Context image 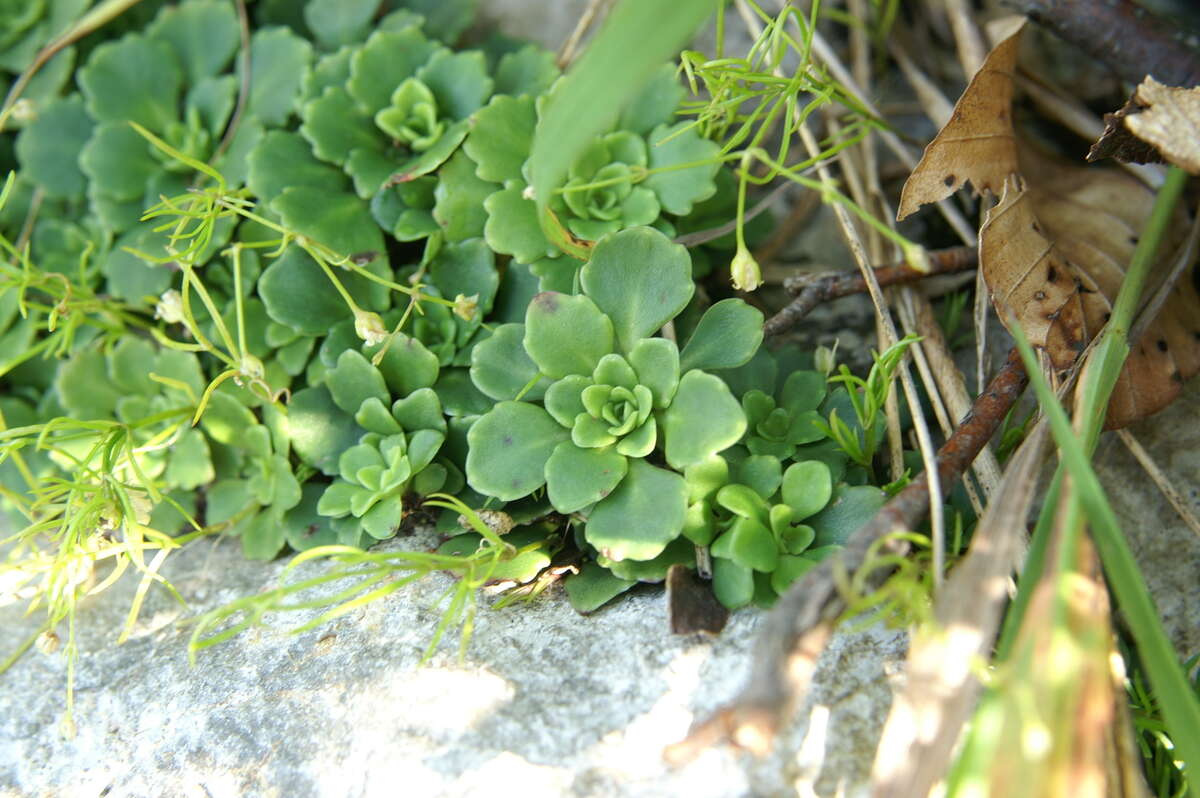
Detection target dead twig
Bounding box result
[763,246,977,337]
[1006,0,1200,88]
[664,347,1029,764]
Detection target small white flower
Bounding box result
[154,290,185,324]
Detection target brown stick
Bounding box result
[763,246,977,336]
[664,346,1028,764]
[1006,0,1200,88]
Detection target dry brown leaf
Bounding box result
[1019,151,1200,427]
[896,18,1025,220]
[1088,77,1200,174]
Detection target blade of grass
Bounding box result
[529,0,716,251]
[1000,166,1200,776]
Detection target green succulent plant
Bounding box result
[464,227,762,562]
[451,65,721,270]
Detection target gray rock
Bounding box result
[0,529,906,797]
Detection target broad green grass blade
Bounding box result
[529,0,717,250]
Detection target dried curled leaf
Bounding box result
[1088,77,1200,174]
[982,149,1200,427]
[897,18,1025,220]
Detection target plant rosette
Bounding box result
[29,0,314,233]
[682,454,846,609]
[465,227,764,562]
[285,335,455,543]
[453,65,721,268]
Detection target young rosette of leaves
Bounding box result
[458,65,721,264]
[465,228,761,562]
[298,24,496,201]
[47,0,313,231]
[292,343,452,543]
[683,454,856,610]
[740,369,828,459]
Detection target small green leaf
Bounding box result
[300,86,378,165]
[287,386,365,476]
[782,460,833,520]
[736,455,782,500]
[417,49,493,121]
[16,94,92,198]
[544,374,591,428]
[679,298,764,373]
[206,480,253,525]
[484,186,553,264]
[433,149,494,241]
[469,323,548,401]
[428,238,498,316]
[434,368,493,417]
[644,121,720,215]
[362,494,403,539]
[272,186,386,265]
[809,485,886,547]
[375,334,440,396]
[347,27,439,114]
[247,130,346,203]
[585,459,686,562]
[463,94,535,184]
[717,517,778,573]
[627,337,680,408]
[401,0,477,42]
[711,556,754,610]
[662,370,746,469]
[684,455,729,503]
[683,499,717,546]
[601,536,694,582]
[244,27,313,126]
[771,555,816,596]
[356,397,402,435]
[465,401,567,501]
[545,440,628,513]
[79,34,180,130]
[564,562,636,614]
[617,63,684,136]
[304,0,381,49]
[780,370,827,414]
[328,350,388,414]
[286,483,342,550]
[494,45,559,98]
[147,0,239,84]
[259,246,389,334]
[580,227,693,352]
[715,483,769,523]
[80,122,159,200]
[523,292,614,379]
[391,387,445,432]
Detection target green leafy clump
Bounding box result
[454,65,721,270]
[465,226,760,565]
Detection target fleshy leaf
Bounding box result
[347,27,439,115]
[259,246,387,334]
[678,298,764,373]
[375,334,440,396]
[779,370,827,414]
[545,440,628,514]
[428,238,498,317]
[524,292,614,379]
[662,370,746,470]
[391,387,445,432]
[400,0,477,43]
[355,396,403,435]
[543,375,590,428]
[416,49,493,121]
[494,46,559,98]
[147,0,239,84]
[286,484,341,550]
[736,455,782,500]
[80,123,159,200]
[303,0,381,50]
[328,350,388,414]
[564,562,636,614]
[465,401,567,501]
[362,494,403,539]
[580,227,693,352]
[717,517,778,573]
[627,337,680,408]
[433,149,494,241]
[16,94,92,198]
[300,86,379,165]
[712,556,754,610]
[247,130,347,203]
[469,323,548,401]
[79,34,180,130]
[618,63,684,136]
[271,186,387,267]
[484,186,553,263]
[809,485,887,547]
[464,94,535,184]
[771,555,816,596]
[287,386,365,476]
[585,459,686,562]
[644,121,720,215]
[781,460,832,520]
[243,27,313,126]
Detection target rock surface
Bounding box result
[0,530,906,798]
